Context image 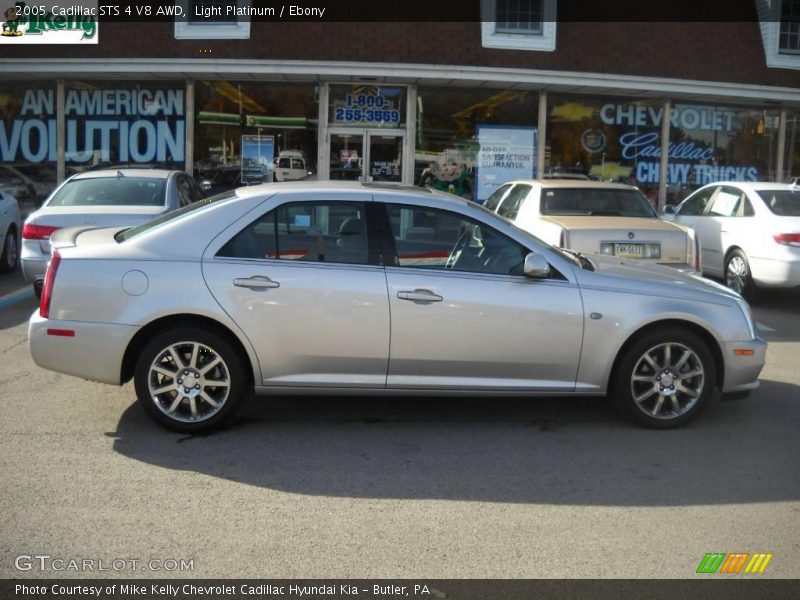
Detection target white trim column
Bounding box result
[185,79,194,174]
[776,108,787,182]
[56,80,65,185]
[405,84,417,186]
[317,83,330,181]
[537,90,547,179]
[658,98,671,213]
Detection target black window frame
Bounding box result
[376,202,532,277]
[216,199,384,267]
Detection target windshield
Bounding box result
[757,189,800,216]
[115,190,237,242]
[49,176,167,207]
[541,188,657,218]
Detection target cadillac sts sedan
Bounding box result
[29,182,765,432]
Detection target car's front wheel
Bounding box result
[0,227,18,273]
[725,249,759,300]
[134,327,248,432]
[613,328,716,428]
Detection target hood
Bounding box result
[575,253,740,303]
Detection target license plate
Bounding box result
[615,243,644,258]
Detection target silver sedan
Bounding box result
[28,182,766,432]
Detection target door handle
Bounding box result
[397,289,443,302]
[234,276,280,289]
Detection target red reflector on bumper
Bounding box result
[46,328,75,337]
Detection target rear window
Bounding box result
[115,191,236,242]
[541,188,657,218]
[757,189,800,216]
[49,177,166,207]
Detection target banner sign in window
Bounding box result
[476,125,536,202]
[330,86,405,128]
[0,86,184,165]
[241,134,274,185]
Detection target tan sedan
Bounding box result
[484,180,700,271]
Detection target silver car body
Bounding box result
[486,180,699,271]
[29,182,764,406]
[0,190,22,270]
[21,168,203,283]
[666,182,800,288]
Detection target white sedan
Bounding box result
[665,182,800,298]
[0,189,22,272]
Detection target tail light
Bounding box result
[39,250,61,319]
[23,224,60,240]
[694,235,702,271]
[774,233,800,247]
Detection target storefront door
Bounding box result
[328,129,405,184]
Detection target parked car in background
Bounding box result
[274,150,313,182]
[21,168,205,285]
[664,182,800,298]
[0,190,22,272]
[29,182,764,433]
[484,180,700,271]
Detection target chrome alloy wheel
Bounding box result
[630,342,705,420]
[726,255,748,294]
[147,341,231,423]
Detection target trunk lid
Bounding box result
[544,216,690,264]
[27,205,166,254]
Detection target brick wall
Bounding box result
[5,20,799,89]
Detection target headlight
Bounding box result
[735,296,757,340]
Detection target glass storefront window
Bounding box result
[195,81,319,193]
[416,87,539,201]
[547,94,663,206]
[667,103,781,203]
[0,83,57,209]
[65,80,186,172]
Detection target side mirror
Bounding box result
[523,252,550,279]
[663,205,676,215]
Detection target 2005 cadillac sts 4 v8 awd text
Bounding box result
[29,182,766,432]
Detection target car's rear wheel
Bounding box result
[0,227,18,273]
[725,249,759,300]
[613,328,716,428]
[134,327,248,432]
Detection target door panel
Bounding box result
[329,133,364,181]
[385,270,584,390]
[379,202,583,390]
[203,199,390,387]
[675,186,719,274]
[205,261,390,386]
[367,133,403,183]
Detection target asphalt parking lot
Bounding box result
[0,269,798,579]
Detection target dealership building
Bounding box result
[1,0,799,210]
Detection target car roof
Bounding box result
[507,179,637,190]
[702,181,799,192]
[233,180,461,204]
[69,169,178,180]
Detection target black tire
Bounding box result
[134,327,249,433]
[612,328,717,429]
[0,227,18,273]
[724,249,759,301]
